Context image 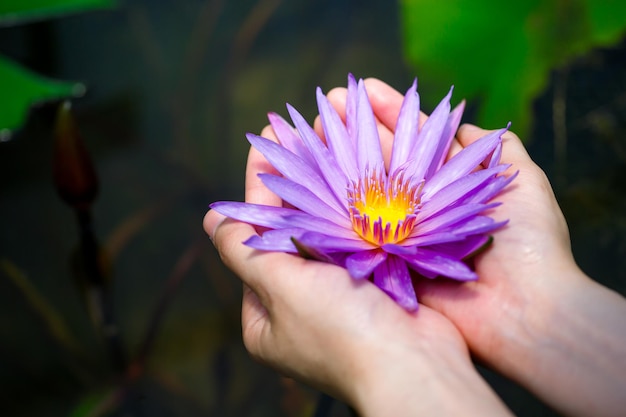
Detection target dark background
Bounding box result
[1,1,625,416]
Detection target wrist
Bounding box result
[347,312,511,417]
[492,265,626,416]
[467,254,587,376]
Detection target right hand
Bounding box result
[414,124,626,417]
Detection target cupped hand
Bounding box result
[340,79,626,417]
[414,123,577,356]
[323,78,578,364]
[415,123,626,417]
[203,93,511,415]
[203,125,470,402]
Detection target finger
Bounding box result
[203,211,268,301]
[241,283,270,359]
[203,211,268,296]
[208,216,270,301]
[205,211,272,358]
[246,125,282,207]
[446,137,465,160]
[203,208,227,242]
[209,214,311,305]
[242,284,268,325]
[413,278,494,349]
[363,78,405,132]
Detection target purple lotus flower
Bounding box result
[211,75,515,310]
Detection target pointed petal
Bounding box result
[423,127,506,199]
[297,231,375,252]
[389,79,419,174]
[409,265,438,279]
[317,88,358,179]
[374,256,418,311]
[393,232,464,247]
[487,142,502,168]
[287,104,349,209]
[449,216,508,236]
[429,235,491,260]
[267,112,316,167]
[394,247,477,281]
[346,73,359,140]
[463,170,518,205]
[380,243,414,256]
[346,250,387,279]
[283,213,357,238]
[245,229,341,265]
[424,100,466,179]
[210,201,299,229]
[407,87,452,182]
[382,243,439,278]
[485,122,509,168]
[246,133,345,214]
[210,201,349,236]
[356,79,384,173]
[418,165,508,222]
[258,173,350,227]
[415,202,499,235]
[244,228,303,252]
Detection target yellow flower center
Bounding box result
[348,170,423,246]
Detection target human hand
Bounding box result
[412,122,576,361]
[415,123,626,417]
[323,79,626,417]
[203,89,512,415]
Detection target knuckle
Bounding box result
[259,124,277,141]
[212,219,241,266]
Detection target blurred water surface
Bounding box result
[1,1,625,416]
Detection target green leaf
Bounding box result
[587,0,626,44]
[399,0,626,139]
[0,0,116,139]
[0,55,85,141]
[0,0,115,27]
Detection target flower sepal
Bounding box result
[291,236,336,263]
[463,235,494,260]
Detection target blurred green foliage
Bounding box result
[400,0,626,138]
[0,0,115,140]
[0,56,84,141]
[0,0,114,26]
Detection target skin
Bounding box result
[204,78,626,416]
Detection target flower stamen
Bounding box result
[348,169,423,246]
